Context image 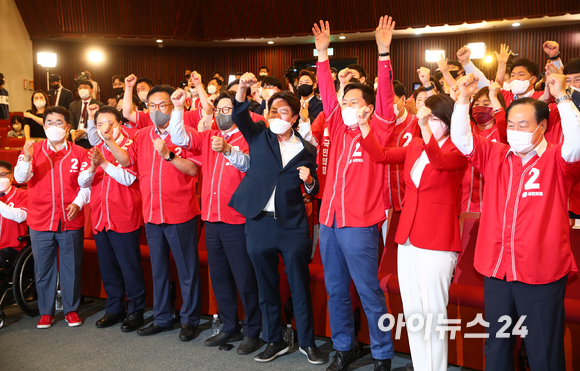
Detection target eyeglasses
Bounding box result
[0,172,12,178]
[45,120,66,127]
[213,107,233,115]
[148,102,173,110]
[97,120,114,127]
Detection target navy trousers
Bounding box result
[144,217,201,328]
[320,220,394,360]
[484,275,567,371]
[94,227,146,315]
[245,215,315,347]
[30,227,84,316]
[205,222,261,338]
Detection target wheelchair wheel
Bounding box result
[12,245,39,317]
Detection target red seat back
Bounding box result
[378,210,400,276]
[0,120,10,128]
[5,137,25,148]
[0,127,7,146]
[0,149,21,169]
[453,212,485,287]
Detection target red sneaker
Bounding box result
[65,312,83,327]
[37,315,54,329]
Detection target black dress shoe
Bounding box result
[121,311,144,332]
[237,336,264,355]
[373,358,392,371]
[137,323,172,336]
[204,331,242,347]
[95,313,125,328]
[253,340,289,362]
[300,345,326,365]
[179,324,196,341]
[327,346,357,371]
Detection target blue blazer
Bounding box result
[229,99,319,229]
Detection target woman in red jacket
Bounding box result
[358,93,467,371]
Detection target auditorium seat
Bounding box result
[5,137,25,148]
[0,120,10,128]
[0,127,8,146]
[0,149,21,168]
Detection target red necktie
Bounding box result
[81,102,88,123]
[52,90,57,106]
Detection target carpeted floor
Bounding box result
[0,299,475,371]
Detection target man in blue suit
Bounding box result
[228,73,324,365]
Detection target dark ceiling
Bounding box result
[15,0,580,42]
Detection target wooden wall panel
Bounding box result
[32,24,580,103]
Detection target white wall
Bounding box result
[0,0,34,113]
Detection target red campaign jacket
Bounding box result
[309,112,330,201]
[382,113,421,211]
[126,126,201,225]
[361,133,467,252]
[460,109,508,213]
[316,58,396,228]
[185,129,249,224]
[0,187,28,249]
[18,141,88,231]
[467,134,580,284]
[88,136,143,234]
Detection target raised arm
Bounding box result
[123,74,138,123]
[357,105,406,164]
[494,44,510,85]
[233,73,265,143]
[190,71,212,118]
[313,20,340,119]
[417,67,435,97]
[458,46,490,89]
[102,123,131,167]
[547,74,580,163]
[543,41,563,70]
[86,104,102,146]
[450,74,479,156]
[437,54,457,88]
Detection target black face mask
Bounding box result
[51,84,59,90]
[449,70,460,79]
[0,79,4,86]
[113,87,124,97]
[118,109,130,123]
[297,84,314,97]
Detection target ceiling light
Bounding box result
[339,36,346,40]
[156,39,163,43]
[268,41,274,44]
[414,30,423,35]
[512,22,520,27]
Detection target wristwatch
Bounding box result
[555,94,571,104]
[165,151,176,162]
[378,51,390,57]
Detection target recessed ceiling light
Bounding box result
[512,22,520,27]
[268,41,274,44]
[339,36,346,40]
[414,30,423,35]
[156,39,163,43]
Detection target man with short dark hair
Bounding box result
[78,105,146,332]
[108,75,126,107]
[451,72,580,371]
[14,105,90,329]
[0,73,7,120]
[135,77,154,109]
[0,160,28,269]
[258,66,270,77]
[48,74,74,110]
[347,63,368,84]
[258,76,283,115]
[103,84,202,342]
[69,80,104,149]
[297,70,323,119]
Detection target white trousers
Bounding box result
[397,240,458,371]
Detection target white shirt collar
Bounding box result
[154,126,170,138]
[301,95,315,104]
[514,89,535,100]
[279,131,300,145]
[222,128,239,137]
[103,134,125,151]
[46,139,68,152]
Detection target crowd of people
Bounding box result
[1,14,580,371]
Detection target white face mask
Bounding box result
[341,107,359,129]
[268,118,292,135]
[207,85,217,95]
[374,83,378,90]
[393,99,402,117]
[190,88,198,96]
[78,89,91,100]
[34,100,46,109]
[45,126,67,142]
[98,126,120,141]
[510,78,532,96]
[507,125,540,154]
[0,178,11,193]
[138,90,149,103]
[262,89,274,102]
[428,119,447,141]
[259,72,268,76]
[503,82,511,91]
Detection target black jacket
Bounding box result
[48,87,74,110]
[229,99,319,229]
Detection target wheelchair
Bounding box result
[0,235,39,328]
